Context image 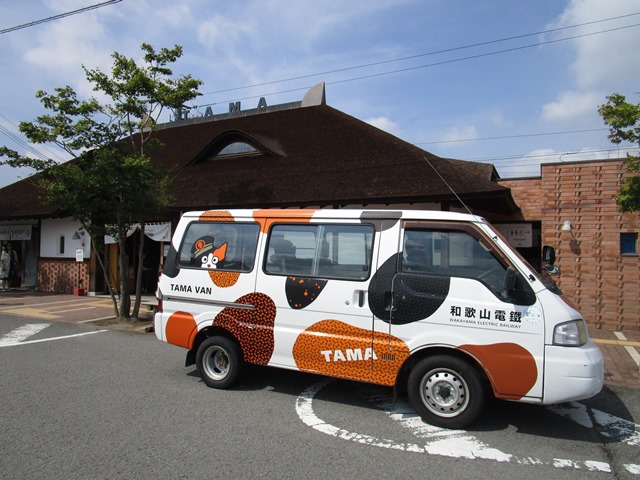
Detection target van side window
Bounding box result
[402,228,508,297]
[178,222,259,272]
[266,224,374,280]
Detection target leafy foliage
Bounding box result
[0,43,201,320]
[598,93,640,212]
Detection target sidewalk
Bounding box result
[589,328,640,389]
[0,289,154,332]
[1,289,639,388]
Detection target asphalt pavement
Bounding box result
[0,288,638,389]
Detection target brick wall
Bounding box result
[38,258,90,294]
[500,159,640,331]
[499,177,543,220]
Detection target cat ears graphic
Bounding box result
[192,236,215,257]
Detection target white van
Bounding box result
[154,209,603,428]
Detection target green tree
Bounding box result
[598,93,640,212]
[0,43,201,321]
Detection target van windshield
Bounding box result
[486,223,562,295]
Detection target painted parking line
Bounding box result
[613,332,640,370]
[0,298,114,320]
[0,298,101,311]
[0,323,107,348]
[296,379,640,475]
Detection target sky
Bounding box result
[0,0,639,187]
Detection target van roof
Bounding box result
[182,208,487,224]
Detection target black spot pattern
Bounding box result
[285,277,328,309]
[368,254,399,321]
[390,273,450,324]
[368,254,450,324]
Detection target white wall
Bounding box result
[40,218,91,259]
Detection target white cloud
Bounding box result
[439,125,479,145]
[551,0,640,90]
[541,0,640,124]
[22,13,111,98]
[365,116,401,136]
[541,90,602,123]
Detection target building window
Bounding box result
[620,233,638,255]
[58,236,65,255]
[217,141,259,157]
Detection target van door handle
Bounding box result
[383,292,396,312]
[354,290,366,307]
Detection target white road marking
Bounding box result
[295,379,636,474]
[0,298,100,311]
[614,331,640,369]
[0,323,107,348]
[54,306,98,314]
[0,323,50,346]
[78,316,116,324]
[627,464,640,474]
[548,402,640,446]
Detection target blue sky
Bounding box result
[1,0,639,187]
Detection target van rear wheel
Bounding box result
[408,355,485,429]
[196,336,243,389]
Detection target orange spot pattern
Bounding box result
[165,311,198,349]
[208,270,240,288]
[198,211,234,222]
[293,320,411,386]
[458,342,538,399]
[253,209,316,234]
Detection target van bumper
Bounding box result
[543,340,604,405]
[154,312,164,341]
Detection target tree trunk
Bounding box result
[84,225,120,319]
[131,221,145,319]
[117,222,131,322]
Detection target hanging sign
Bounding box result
[495,223,533,248]
[0,225,32,240]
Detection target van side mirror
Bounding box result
[542,245,560,275]
[502,267,536,304]
[503,267,517,291]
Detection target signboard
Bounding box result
[495,223,533,248]
[76,248,84,262]
[0,225,32,240]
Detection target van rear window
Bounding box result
[178,222,260,272]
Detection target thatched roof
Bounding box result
[0,102,518,220]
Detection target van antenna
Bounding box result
[423,156,478,219]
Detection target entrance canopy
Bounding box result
[104,222,171,244]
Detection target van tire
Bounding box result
[407,355,485,429]
[196,336,243,389]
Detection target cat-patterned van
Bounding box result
[154,209,603,428]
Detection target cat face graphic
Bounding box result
[192,236,228,269]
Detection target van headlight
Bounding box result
[553,319,588,346]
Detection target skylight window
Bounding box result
[217,141,259,157]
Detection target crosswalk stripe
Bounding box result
[0,323,50,346]
[0,323,108,348]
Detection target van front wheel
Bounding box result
[196,336,243,389]
[407,355,485,429]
